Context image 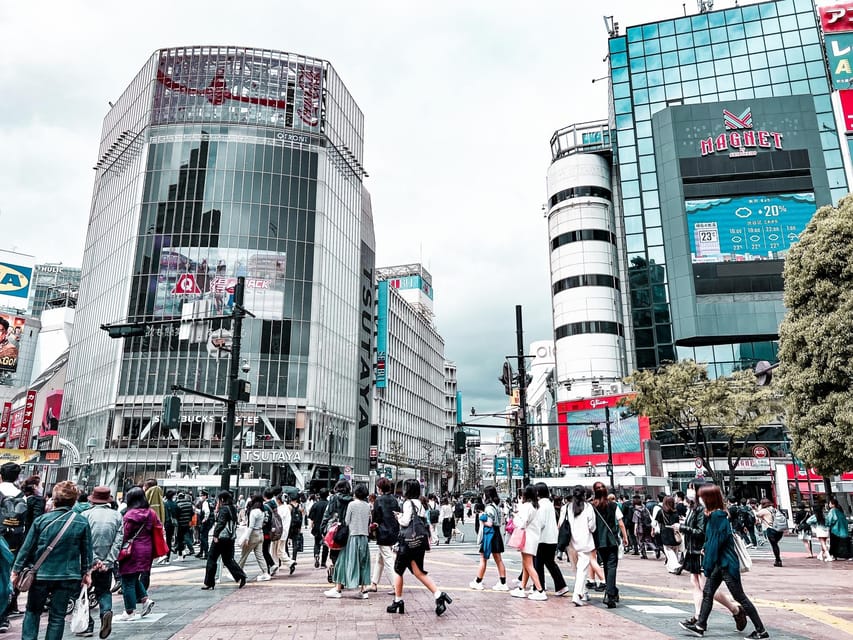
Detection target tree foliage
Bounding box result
[778,197,853,476]
[625,360,780,490]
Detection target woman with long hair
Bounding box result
[386,479,452,616]
[238,494,271,581]
[563,485,596,607]
[792,502,813,558]
[677,491,746,632]
[509,484,546,600]
[825,497,850,561]
[591,481,628,608]
[657,495,682,573]
[116,487,157,621]
[680,485,768,639]
[321,480,353,583]
[325,484,372,599]
[533,482,568,596]
[468,485,508,592]
[202,491,246,590]
[806,502,831,561]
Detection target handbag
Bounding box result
[70,586,90,633]
[732,529,752,572]
[117,523,145,563]
[332,522,350,547]
[508,524,526,550]
[324,522,346,551]
[557,518,572,552]
[504,517,515,535]
[398,500,429,550]
[14,512,77,592]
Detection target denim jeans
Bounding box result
[22,578,79,640]
[89,569,113,628]
[120,572,148,613]
[697,566,764,632]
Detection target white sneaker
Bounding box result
[528,590,548,601]
[555,586,571,597]
[469,580,484,590]
[826,556,836,562]
[324,588,342,599]
[140,599,155,617]
[492,582,510,592]
[256,573,271,582]
[359,591,369,599]
[510,587,527,598]
[114,612,140,622]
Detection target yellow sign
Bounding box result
[0,448,39,464]
[510,389,520,407]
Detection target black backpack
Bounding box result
[0,493,27,550]
[638,506,652,530]
[289,504,302,537]
[740,506,756,526]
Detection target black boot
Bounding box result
[435,592,452,616]
[386,600,405,614]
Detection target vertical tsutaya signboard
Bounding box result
[824,33,853,89]
[0,249,34,310]
[0,313,26,372]
[840,90,853,132]
[557,394,651,467]
[821,3,853,33]
[19,389,37,447]
[456,391,463,424]
[0,401,11,447]
[358,260,374,430]
[375,280,388,388]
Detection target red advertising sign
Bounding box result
[839,90,853,132]
[0,401,10,447]
[821,3,853,33]
[170,273,201,295]
[752,445,769,459]
[785,464,853,481]
[8,407,23,440]
[557,394,651,467]
[39,389,62,438]
[19,389,37,447]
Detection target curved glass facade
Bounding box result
[63,47,371,490]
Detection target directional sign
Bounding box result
[494,457,508,477]
[511,457,525,477]
[171,273,201,295]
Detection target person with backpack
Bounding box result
[591,481,628,608]
[270,491,290,573]
[469,485,509,592]
[366,478,400,593]
[308,488,329,569]
[285,492,303,574]
[631,495,653,559]
[756,498,786,567]
[261,488,281,576]
[740,499,758,548]
[321,481,353,584]
[11,480,94,640]
[201,491,246,590]
[0,461,28,630]
[159,490,178,565]
[621,495,637,554]
[324,484,372,599]
[386,479,452,616]
[237,495,271,581]
[194,489,215,560]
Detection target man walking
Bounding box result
[0,462,27,632]
[308,488,329,569]
[196,490,214,560]
[174,492,196,559]
[79,486,122,638]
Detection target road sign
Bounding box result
[369,446,378,458]
[511,457,525,477]
[171,273,201,295]
[231,453,240,464]
[694,457,703,468]
[494,457,508,477]
[752,445,769,459]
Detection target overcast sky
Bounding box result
[0,0,762,415]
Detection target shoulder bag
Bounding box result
[14,512,77,592]
[731,527,752,572]
[398,500,429,550]
[594,504,624,558]
[118,521,146,563]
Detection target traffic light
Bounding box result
[499,361,513,396]
[454,429,468,455]
[101,323,145,338]
[591,429,605,453]
[162,395,182,429]
[237,379,251,402]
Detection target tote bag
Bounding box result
[508,525,526,550]
[732,530,752,572]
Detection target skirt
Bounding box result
[394,544,427,576]
[479,526,505,555]
[332,535,371,589]
[682,553,703,575]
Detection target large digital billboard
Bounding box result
[0,249,34,310]
[0,313,26,373]
[687,193,816,263]
[557,395,650,467]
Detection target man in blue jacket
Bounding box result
[80,486,123,638]
[11,480,93,640]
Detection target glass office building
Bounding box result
[608,0,847,373]
[63,47,373,491]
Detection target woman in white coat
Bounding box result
[566,485,596,607]
[509,485,547,601]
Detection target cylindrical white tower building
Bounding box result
[546,122,626,402]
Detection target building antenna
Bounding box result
[603,16,619,37]
[697,0,714,13]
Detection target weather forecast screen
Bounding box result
[686,193,816,263]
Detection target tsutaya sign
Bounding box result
[700,107,783,158]
[241,449,301,463]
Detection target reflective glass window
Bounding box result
[682,79,700,96]
[675,17,692,33]
[646,55,663,71]
[663,66,680,84]
[824,150,843,169]
[613,82,631,99]
[782,31,801,48]
[694,29,711,46]
[643,191,660,208]
[638,138,655,155]
[680,63,698,80]
[677,32,694,48]
[730,39,747,56]
[744,21,763,38]
[647,70,664,86]
[660,35,677,52]
[644,39,661,55]
[663,51,679,68]
[630,56,646,72]
[734,72,752,89]
[727,23,745,39]
[806,61,824,78]
[717,74,734,91]
[623,180,640,198]
[646,227,664,245]
[633,88,649,104]
[629,41,645,58]
[611,52,628,68]
[647,246,666,265]
[633,72,648,89]
[626,233,646,252]
[720,90,737,100]
[679,48,697,65]
[614,98,633,114]
[771,82,792,96]
[785,47,804,64]
[659,20,676,37]
[768,51,788,70]
[714,58,733,75]
[712,43,731,61]
[625,215,643,234]
[751,69,770,85]
[640,172,657,191]
[789,80,809,94]
[799,23,819,43]
[616,113,634,130]
[763,17,781,34]
[635,104,651,120]
[639,155,656,173]
[649,85,665,102]
[710,26,728,44]
[627,27,643,43]
[643,23,659,39]
[809,78,827,94]
[803,44,823,62]
[735,88,755,100]
[742,5,760,21]
[612,66,629,83]
[623,199,642,216]
[691,14,709,30]
[779,14,798,31]
[764,33,783,50]
[708,10,726,27]
[620,163,638,180]
[788,63,807,81]
[645,209,662,227]
[698,61,715,77]
[610,37,627,53]
[665,83,683,101]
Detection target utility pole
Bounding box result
[605,406,615,492]
[515,305,531,488]
[220,277,245,491]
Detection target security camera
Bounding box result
[241,360,251,373]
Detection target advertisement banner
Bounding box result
[375,280,388,388]
[494,457,508,477]
[557,395,650,467]
[37,449,63,466]
[19,389,37,447]
[0,312,27,373]
[824,32,853,89]
[686,193,816,263]
[0,249,35,310]
[39,389,63,438]
[8,407,23,440]
[821,3,853,33]
[785,464,853,481]
[0,401,11,447]
[840,90,853,133]
[0,449,38,464]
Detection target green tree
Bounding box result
[625,360,779,491]
[777,197,853,487]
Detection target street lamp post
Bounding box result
[323,404,333,492]
[515,305,531,488]
[604,406,615,492]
